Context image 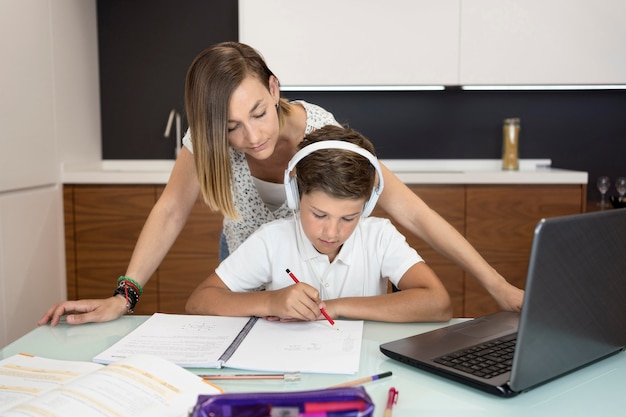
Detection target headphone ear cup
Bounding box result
[361,188,380,218]
[285,176,300,210]
[361,198,374,218]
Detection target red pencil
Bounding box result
[286,268,337,328]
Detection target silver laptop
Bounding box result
[380,209,626,397]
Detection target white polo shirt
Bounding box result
[215,216,423,300]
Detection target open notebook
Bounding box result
[381,209,626,397]
[94,313,363,374]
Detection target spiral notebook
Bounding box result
[94,313,364,374]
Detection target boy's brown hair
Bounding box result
[296,125,377,204]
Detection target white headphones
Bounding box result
[283,140,384,217]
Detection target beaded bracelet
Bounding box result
[113,284,138,313]
[113,279,140,313]
[117,276,143,295]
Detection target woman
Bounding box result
[39,42,523,326]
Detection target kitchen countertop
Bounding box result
[62,159,588,185]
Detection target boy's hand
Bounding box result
[267,282,323,321]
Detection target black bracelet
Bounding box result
[113,282,140,313]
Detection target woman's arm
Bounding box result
[39,148,202,326]
[375,162,524,312]
[123,148,201,287]
[324,262,453,323]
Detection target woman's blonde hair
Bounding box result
[184,42,291,218]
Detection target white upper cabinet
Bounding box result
[459,0,626,85]
[0,0,59,192]
[240,0,625,87]
[239,0,460,87]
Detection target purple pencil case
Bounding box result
[190,386,375,417]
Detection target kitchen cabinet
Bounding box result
[239,0,460,87]
[240,0,625,86]
[0,0,58,193]
[372,186,466,317]
[65,185,159,314]
[64,183,585,318]
[155,187,222,313]
[463,185,585,316]
[64,185,221,315]
[373,184,585,317]
[1,0,72,346]
[1,186,65,346]
[459,0,626,85]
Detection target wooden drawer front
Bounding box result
[372,185,466,316]
[64,183,584,319]
[72,185,158,314]
[156,187,222,314]
[464,184,584,317]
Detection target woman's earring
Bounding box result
[275,102,279,110]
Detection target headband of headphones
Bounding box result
[283,140,384,217]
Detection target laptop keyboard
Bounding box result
[433,334,517,379]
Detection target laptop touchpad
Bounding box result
[450,317,516,338]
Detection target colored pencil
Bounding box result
[199,372,300,381]
[328,371,393,388]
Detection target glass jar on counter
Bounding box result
[502,117,520,170]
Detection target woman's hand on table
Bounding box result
[37,296,128,327]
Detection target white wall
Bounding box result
[0,0,100,347]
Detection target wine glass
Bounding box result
[616,177,626,202]
[597,176,610,208]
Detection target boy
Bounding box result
[185,125,452,322]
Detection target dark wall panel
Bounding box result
[286,89,626,201]
[98,0,238,159]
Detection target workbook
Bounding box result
[93,313,364,374]
[0,353,221,417]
